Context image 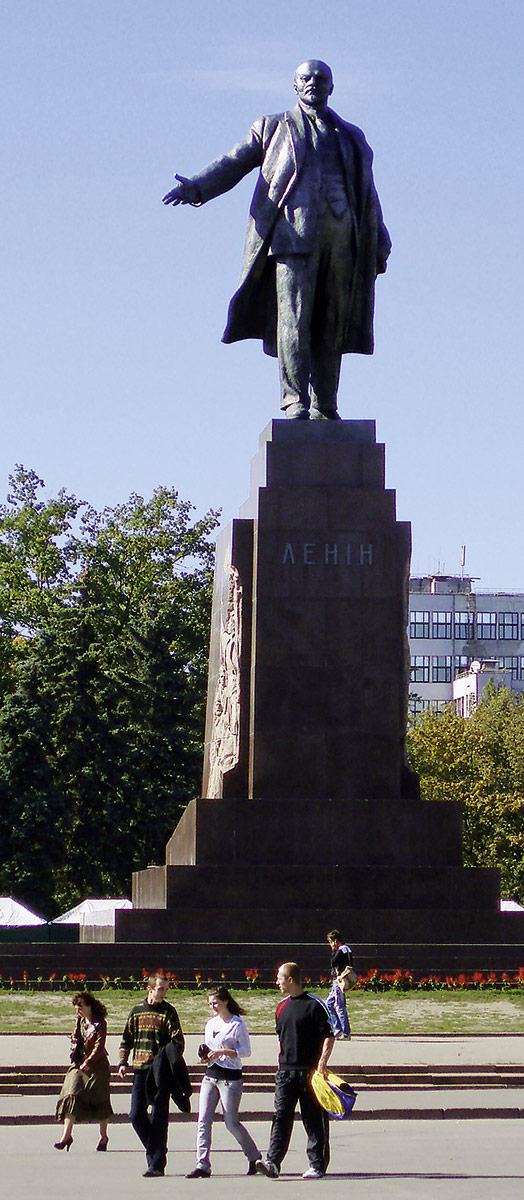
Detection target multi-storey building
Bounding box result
[408,575,524,714]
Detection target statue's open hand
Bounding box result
[162,174,200,206]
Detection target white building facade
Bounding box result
[408,575,524,715]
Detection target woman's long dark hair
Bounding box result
[72,991,107,1021]
[208,985,246,1017]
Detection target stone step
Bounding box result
[2,1063,524,1094]
[3,1088,524,1125]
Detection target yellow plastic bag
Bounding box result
[310,1070,356,1118]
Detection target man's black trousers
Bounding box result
[267,1069,330,1173]
[130,1069,170,1172]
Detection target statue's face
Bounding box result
[294,60,333,108]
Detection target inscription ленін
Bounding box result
[282,542,374,566]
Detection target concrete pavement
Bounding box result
[1,1036,524,1196]
[3,1032,524,1067]
[2,1117,524,1199]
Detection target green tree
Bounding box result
[0,470,219,915]
[76,486,217,722]
[407,688,524,901]
[0,465,83,696]
[0,676,67,916]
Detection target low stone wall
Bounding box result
[2,938,524,986]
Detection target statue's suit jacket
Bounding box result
[191,104,391,357]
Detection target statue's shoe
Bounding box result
[310,407,341,420]
[283,401,309,419]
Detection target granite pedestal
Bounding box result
[117,421,515,966]
[203,419,413,801]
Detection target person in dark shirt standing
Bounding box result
[118,970,184,1177]
[256,961,334,1180]
[326,929,352,1039]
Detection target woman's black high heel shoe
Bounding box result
[96,1136,109,1151]
[54,1136,73,1151]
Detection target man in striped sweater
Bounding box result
[118,971,184,1177]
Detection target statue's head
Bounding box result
[294,60,334,109]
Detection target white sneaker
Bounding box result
[302,1167,325,1179]
[255,1160,279,1179]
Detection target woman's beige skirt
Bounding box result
[56,1064,113,1123]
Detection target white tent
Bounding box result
[0,897,46,926]
[500,899,524,912]
[53,898,132,926]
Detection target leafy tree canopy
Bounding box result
[407,687,524,902]
[0,466,220,916]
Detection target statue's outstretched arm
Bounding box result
[162,174,202,207]
[162,123,264,209]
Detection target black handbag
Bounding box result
[70,1029,85,1066]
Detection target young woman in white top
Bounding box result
[186,986,261,1178]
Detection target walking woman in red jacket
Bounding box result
[55,991,113,1151]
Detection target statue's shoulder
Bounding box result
[329,110,368,144]
[251,109,297,147]
[329,111,373,165]
[255,109,293,132]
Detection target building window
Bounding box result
[454,655,470,676]
[410,611,430,638]
[456,692,476,718]
[454,612,474,641]
[520,658,524,681]
[500,656,519,679]
[431,611,452,639]
[432,656,453,683]
[476,612,498,640]
[409,694,431,716]
[498,612,519,640]
[411,655,430,683]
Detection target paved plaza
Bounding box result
[2,1117,524,1199]
[2,1035,524,1198]
[3,1031,524,1068]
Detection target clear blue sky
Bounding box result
[2,0,523,588]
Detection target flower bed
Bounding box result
[3,966,524,992]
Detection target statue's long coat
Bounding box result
[192,104,391,358]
